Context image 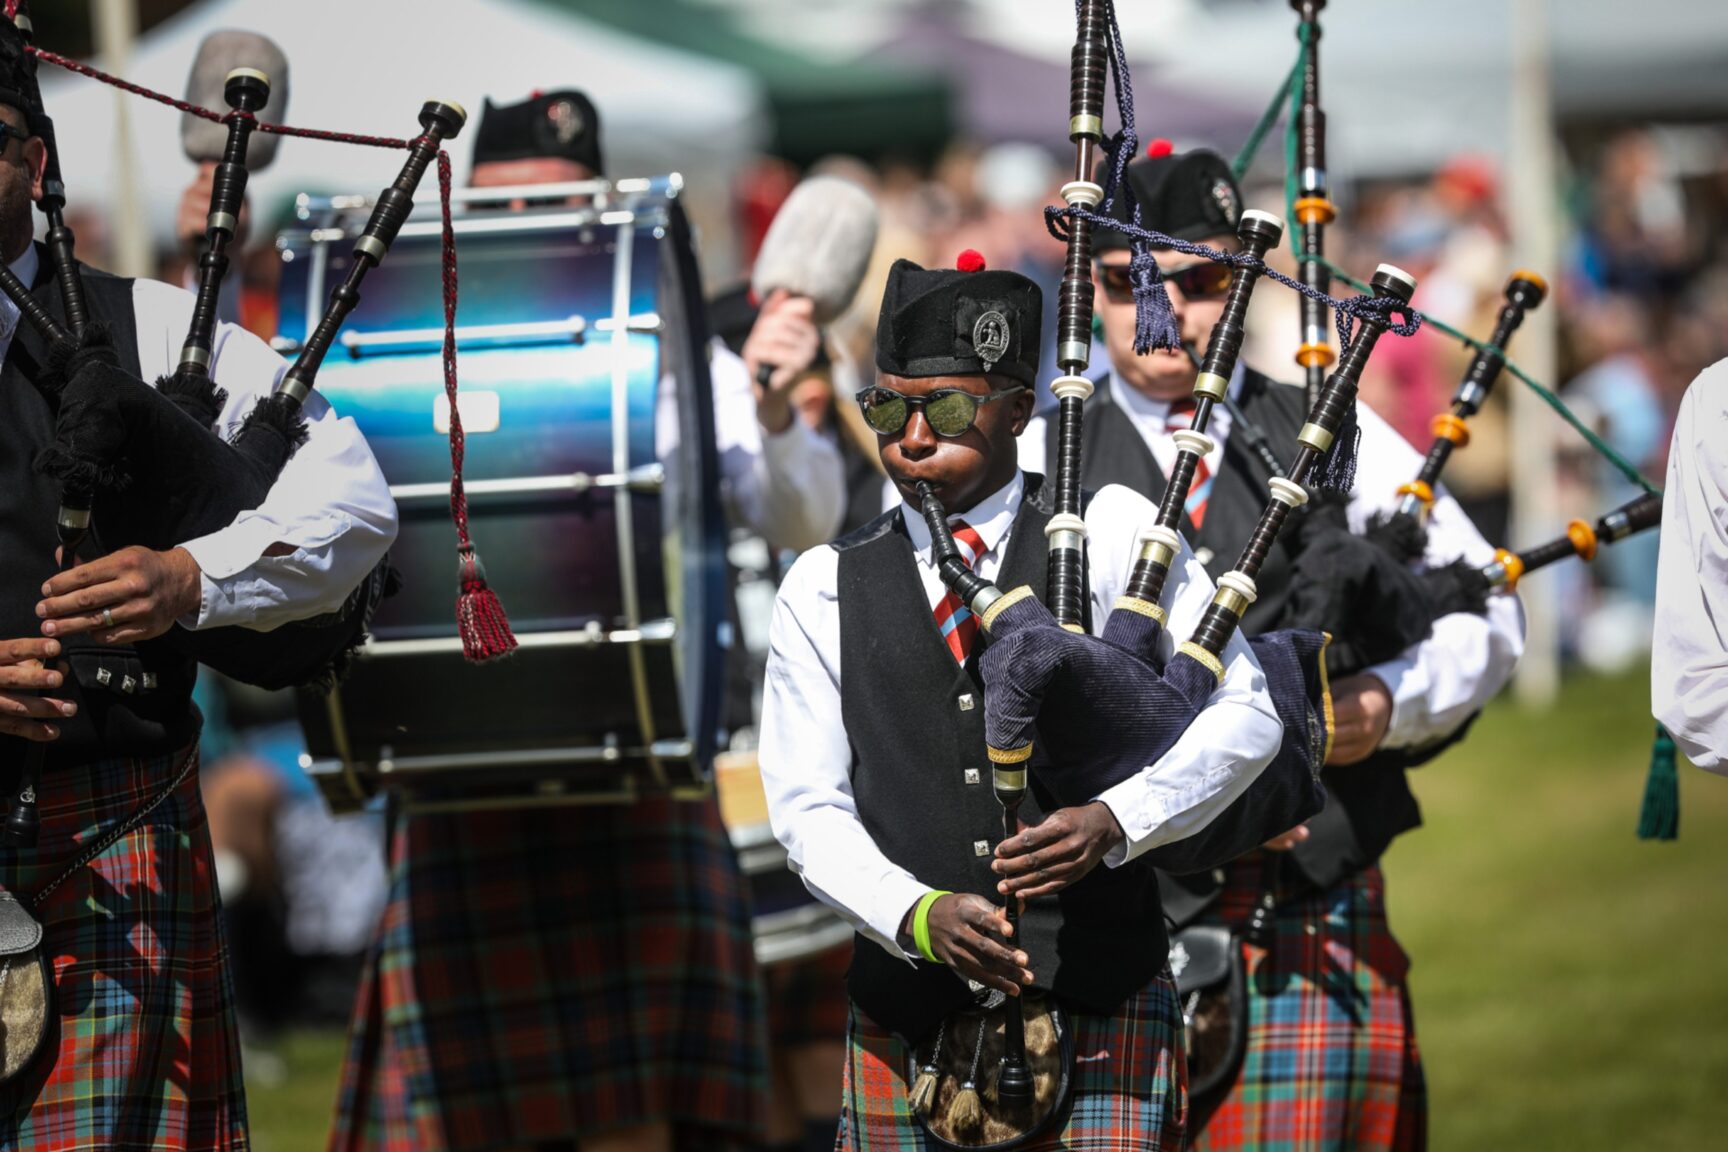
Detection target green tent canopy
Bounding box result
[532,0,954,163]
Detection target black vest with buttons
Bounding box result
[0,249,200,770]
[836,474,1166,1044]
[1044,367,1425,910]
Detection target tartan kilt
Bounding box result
[1190,857,1425,1152]
[837,971,1187,1151]
[0,742,248,1151]
[766,941,853,1051]
[329,794,767,1152]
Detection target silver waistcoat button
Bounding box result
[958,694,975,711]
[973,840,991,857]
[964,768,981,785]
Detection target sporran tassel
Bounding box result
[1637,725,1679,841]
[946,1019,989,1136]
[908,1023,942,1117]
[948,1083,985,1135]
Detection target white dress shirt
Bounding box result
[658,341,845,553]
[1653,361,1728,773]
[0,246,398,633]
[758,469,1282,959]
[1021,368,1526,751]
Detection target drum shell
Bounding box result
[282,184,727,806]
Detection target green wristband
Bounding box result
[912,890,950,963]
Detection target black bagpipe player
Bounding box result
[758,250,1292,1152]
[0,14,397,1146]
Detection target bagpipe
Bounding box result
[1,5,482,843]
[1290,0,1333,409]
[1271,270,1551,686]
[1472,491,1664,596]
[897,6,1446,1142]
[1,91,465,691]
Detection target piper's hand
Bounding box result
[0,638,73,742]
[918,893,1033,996]
[38,546,203,645]
[1262,825,1310,852]
[743,289,821,434]
[993,801,1125,901]
[1326,673,1395,765]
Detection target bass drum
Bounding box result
[282,175,729,810]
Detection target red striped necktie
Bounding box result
[1166,398,1213,530]
[932,520,986,665]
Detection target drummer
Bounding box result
[329,90,844,1152]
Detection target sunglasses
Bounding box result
[1098,259,1234,304]
[855,384,1027,438]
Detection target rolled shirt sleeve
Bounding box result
[1347,405,1525,750]
[1653,367,1728,772]
[127,279,399,633]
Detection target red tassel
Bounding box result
[457,547,517,662]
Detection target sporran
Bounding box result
[1170,924,1247,1098]
[905,992,1074,1151]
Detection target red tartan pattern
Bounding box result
[1190,857,1425,1152]
[837,973,1187,1151]
[0,743,247,1151]
[766,942,853,1051]
[329,794,767,1152]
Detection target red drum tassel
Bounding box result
[438,150,515,661]
[457,546,516,662]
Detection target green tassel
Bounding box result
[1637,725,1679,841]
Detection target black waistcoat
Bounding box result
[0,251,200,769]
[1045,369,1423,904]
[836,475,1166,1044]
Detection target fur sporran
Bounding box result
[905,993,1074,1150]
[0,891,52,1086]
[1169,924,1247,1098]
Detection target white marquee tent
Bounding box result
[40,0,769,258]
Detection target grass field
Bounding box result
[246,664,1728,1150]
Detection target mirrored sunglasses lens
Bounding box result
[863,394,908,434]
[926,392,979,436]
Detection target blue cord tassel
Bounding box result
[1130,241,1182,354]
[1312,399,1360,495]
